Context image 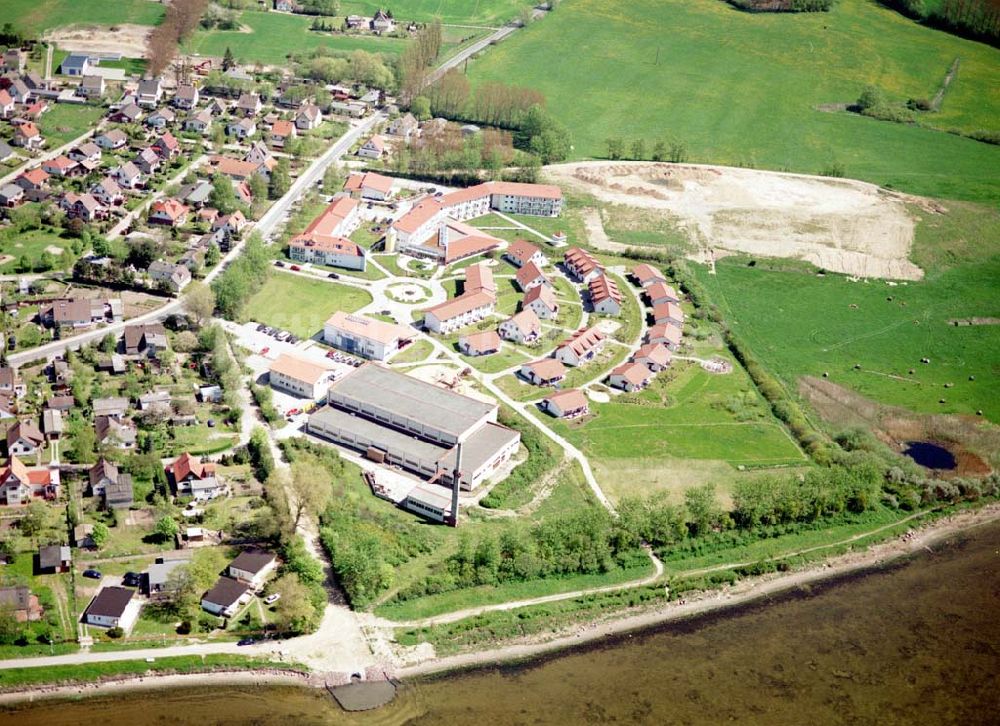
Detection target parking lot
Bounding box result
[223,321,357,415]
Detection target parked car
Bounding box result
[82,569,102,580]
[207,419,216,428]
[290,265,300,271]
[274,261,284,268]
[327,272,339,279]
[123,572,141,587]
[256,323,266,332]
[260,347,269,355]
[326,350,336,358]
[237,638,256,646]
[264,593,281,605]
[275,331,290,342]
[287,408,300,416]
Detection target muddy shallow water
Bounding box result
[3,522,999,725]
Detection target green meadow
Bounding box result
[468,0,1000,202]
[243,273,372,338]
[693,242,1000,423]
[5,0,164,33]
[340,0,533,25]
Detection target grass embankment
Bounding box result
[395,505,944,655]
[469,0,1000,202]
[5,0,163,32]
[0,655,304,690]
[243,273,371,338]
[693,233,1000,423]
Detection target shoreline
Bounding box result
[399,500,1000,678]
[1,501,998,707]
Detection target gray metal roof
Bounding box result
[328,363,495,438]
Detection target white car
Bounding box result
[264,593,281,605]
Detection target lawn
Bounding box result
[187,11,409,66]
[5,0,164,33]
[392,338,435,364]
[694,254,1000,423]
[0,225,77,272]
[243,273,372,338]
[37,103,105,146]
[468,0,1000,203]
[459,344,529,374]
[340,0,534,25]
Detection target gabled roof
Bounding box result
[636,342,672,367]
[343,171,393,195]
[169,452,215,482]
[229,549,275,575]
[271,119,294,137]
[588,274,622,305]
[564,247,602,276]
[325,311,413,346]
[19,168,49,186]
[522,358,566,380]
[544,388,588,412]
[150,198,188,220]
[7,420,44,448]
[506,239,541,265]
[524,283,558,311]
[611,361,653,387]
[202,576,248,608]
[515,261,548,289]
[424,291,494,322]
[460,329,501,353]
[89,458,119,487]
[645,280,679,302]
[632,263,666,285]
[269,353,334,386]
[503,308,541,338]
[647,324,682,345]
[558,326,605,357]
[464,262,496,297]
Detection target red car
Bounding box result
[287,408,300,416]
[260,347,269,355]
[290,265,301,271]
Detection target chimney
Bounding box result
[448,443,462,527]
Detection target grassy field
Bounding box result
[341,0,533,24]
[470,0,1000,203]
[6,0,163,33]
[37,104,105,146]
[694,253,1000,423]
[0,225,76,271]
[545,358,806,501]
[243,273,372,338]
[187,12,409,65]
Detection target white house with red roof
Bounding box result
[520,358,566,387]
[0,89,13,119]
[634,342,672,372]
[589,274,623,316]
[13,122,42,149]
[524,283,560,320]
[563,247,603,283]
[458,330,502,357]
[0,456,59,506]
[499,308,541,345]
[554,326,606,367]
[646,324,683,351]
[652,301,684,328]
[543,389,589,419]
[609,361,654,392]
[42,155,78,178]
[153,132,180,159]
[166,453,225,500]
[504,239,546,269]
[324,311,415,361]
[343,171,394,201]
[515,260,551,292]
[269,119,296,148]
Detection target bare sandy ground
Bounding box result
[45,24,151,58]
[546,161,924,281]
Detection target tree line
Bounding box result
[880,0,1000,46]
[147,0,210,77]
[210,232,271,319]
[606,137,689,163]
[399,20,443,103]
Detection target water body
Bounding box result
[903,441,958,470]
[3,522,999,725]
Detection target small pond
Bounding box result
[903,441,957,470]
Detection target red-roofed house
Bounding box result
[152,132,180,159]
[7,421,44,457]
[504,239,545,269]
[524,283,559,320]
[515,261,550,292]
[609,362,654,392]
[588,274,623,316]
[13,122,42,149]
[0,456,59,506]
[343,171,394,201]
[554,326,606,367]
[42,155,78,178]
[166,453,225,500]
[520,358,566,387]
[645,281,680,306]
[543,389,589,419]
[289,234,365,271]
[563,247,603,283]
[458,330,501,357]
[631,263,666,288]
[634,342,672,372]
[646,324,683,351]
[423,292,495,334]
[0,89,13,119]
[499,308,541,345]
[16,168,49,191]
[149,199,189,226]
[268,119,296,148]
[652,301,684,328]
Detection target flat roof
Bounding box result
[327,363,496,438]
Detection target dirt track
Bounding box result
[546,161,924,281]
